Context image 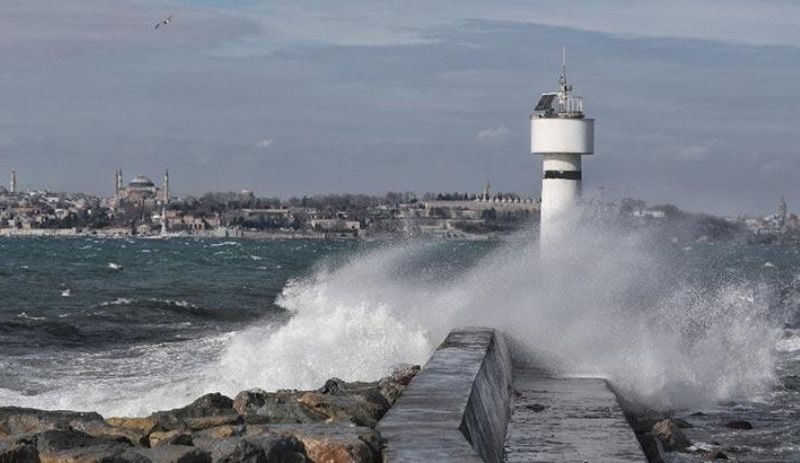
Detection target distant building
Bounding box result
[9,170,16,194]
[113,169,170,208]
[239,189,255,205]
[632,209,666,218]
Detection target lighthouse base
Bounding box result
[540,154,582,244]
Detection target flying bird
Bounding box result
[154,14,175,29]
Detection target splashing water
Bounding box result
[1,223,789,418]
[209,220,786,411]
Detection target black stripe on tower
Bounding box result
[543,170,582,180]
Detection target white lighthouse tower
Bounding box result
[531,52,594,243]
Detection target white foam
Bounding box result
[776,331,800,352]
[210,218,783,411]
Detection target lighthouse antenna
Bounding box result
[559,46,572,95]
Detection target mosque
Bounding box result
[113,169,170,208]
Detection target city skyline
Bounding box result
[1,1,799,214]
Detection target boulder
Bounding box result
[248,424,382,463]
[133,445,211,463]
[378,365,419,404]
[70,419,148,446]
[232,390,326,425]
[297,391,389,428]
[191,425,243,440]
[148,430,193,448]
[28,429,125,455]
[724,420,753,430]
[149,394,241,431]
[653,419,691,451]
[671,418,693,429]
[704,448,729,460]
[0,441,39,463]
[105,417,161,436]
[0,408,104,437]
[38,443,141,463]
[192,435,304,463]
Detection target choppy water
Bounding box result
[0,234,798,460]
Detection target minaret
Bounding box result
[10,170,16,194]
[778,196,787,227]
[162,169,169,204]
[531,50,595,243]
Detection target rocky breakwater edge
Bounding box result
[618,396,762,463]
[0,365,419,463]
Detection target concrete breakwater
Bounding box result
[379,328,645,462]
[377,329,513,462]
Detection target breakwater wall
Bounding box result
[377,328,646,462]
[376,328,512,462]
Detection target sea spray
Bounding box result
[213,219,787,411]
[0,232,791,418]
[211,244,442,392]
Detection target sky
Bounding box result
[1,1,799,215]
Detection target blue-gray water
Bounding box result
[0,236,798,460]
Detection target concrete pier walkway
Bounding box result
[504,369,645,462]
[377,328,646,462]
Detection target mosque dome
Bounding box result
[129,176,155,188]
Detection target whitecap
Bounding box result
[210,241,240,247]
[100,297,133,307]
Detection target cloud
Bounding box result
[677,139,719,161]
[207,0,800,56]
[478,126,511,142]
[257,138,274,149]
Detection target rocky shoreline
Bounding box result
[618,396,758,462]
[0,365,419,463]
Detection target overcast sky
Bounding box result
[1,0,799,214]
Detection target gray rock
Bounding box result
[39,443,143,463]
[724,420,752,430]
[148,430,193,448]
[704,448,729,460]
[192,435,303,463]
[247,424,382,463]
[133,445,212,463]
[232,390,326,425]
[378,365,420,405]
[653,419,691,451]
[31,429,125,454]
[0,441,39,463]
[150,394,241,431]
[672,418,693,429]
[297,390,389,428]
[0,407,104,437]
[71,419,149,446]
[191,425,243,441]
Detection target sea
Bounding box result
[0,232,798,461]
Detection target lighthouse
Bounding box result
[531,53,594,243]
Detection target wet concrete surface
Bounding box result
[504,369,646,462]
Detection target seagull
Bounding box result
[154,14,175,29]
